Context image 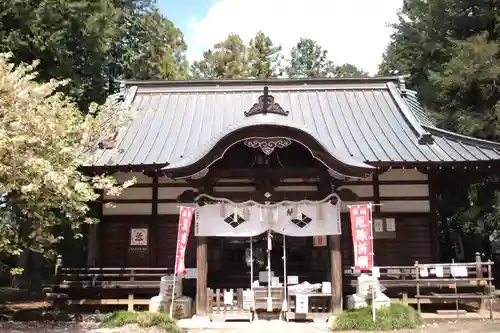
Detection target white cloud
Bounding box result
[185,0,403,75]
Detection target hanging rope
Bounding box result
[282,235,287,312]
[250,236,254,311]
[194,192,340,207]
[267,230,272,312]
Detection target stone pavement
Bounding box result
[1,319,500,333]
[182,320,330,333]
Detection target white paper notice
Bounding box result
[287,276,299,285]
[295,295,309,314]
[371,267,380,278]
[419,267,429,277]
[434,266,444,278]
[451,265,468,277]
[224,290,234,305]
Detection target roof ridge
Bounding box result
[385,82,433,144]
[120,76,402,87]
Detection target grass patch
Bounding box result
[334,303,423,331]
[101,311,182,333]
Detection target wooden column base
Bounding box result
[196,236,208,316]
[329,234,343,313]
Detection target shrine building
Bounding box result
[77,76,500,316]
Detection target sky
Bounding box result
[158,0,403,75]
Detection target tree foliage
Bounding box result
[285,38,368,78]
[191,34,368,80]
[332,63,369,78]
[380,0,500,255]
[190,33,249,79]
[0,53,132,259]
[0,0,188,110]
[0,0,119,109]
[111,5,188,82]
[286,38,333,78]
[247,31,283,79]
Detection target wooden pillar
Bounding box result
[329,234,343,313]
[428,171,440,262]
[196,236,208,316]
[372,170,381,213]
[87,191,104,267]
[86,224,97,267]
[151,174,158,267]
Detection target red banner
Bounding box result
[175,206,195,275]
[349,205,373,271]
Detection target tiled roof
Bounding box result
[90,77,500,169]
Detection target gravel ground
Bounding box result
[1,320,500,333]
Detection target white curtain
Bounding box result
[195,202,341,237]
[272,202,341,236]
[195,204,267,237]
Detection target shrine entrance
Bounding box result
[208,233,285,289]
[208,233,323,290]
[182,128,370,319]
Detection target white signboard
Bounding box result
[295,295,309,314]
[374,219,384,232]
[130,228,148,246]
[184,268,197,279]
[224,290,234,305]
[385,218,396,232]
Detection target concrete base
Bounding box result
[149,296,169,313]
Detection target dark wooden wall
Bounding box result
[97,212,433,269]
[340,213,433,268]
[96,215,197,269]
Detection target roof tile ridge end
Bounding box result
[422,124,500,149]
[122,85,139,109]
[385,82,433,144]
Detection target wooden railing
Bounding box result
[414,260,495,318]
[206,287,331,322]
[343,254,496,315]
[51,256,176,310]
[207,288,253,321]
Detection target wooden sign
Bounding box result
[385,218,396,232]
[130,228,148,246]
[313,235,327,247]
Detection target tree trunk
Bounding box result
[13,250,43,292]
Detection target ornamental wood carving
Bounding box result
[244,86,289,117]
[243,138,292,155]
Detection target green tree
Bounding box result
[191,33,249,79]
[0,0,119,109]
[286,38,332,78]
[0,54,132,288]
[111,5,188,82]
[247,31,283,78]
[0,0,188,109]
[286,38,368,78]
[332,63,369,78]
[379,0,500,257]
